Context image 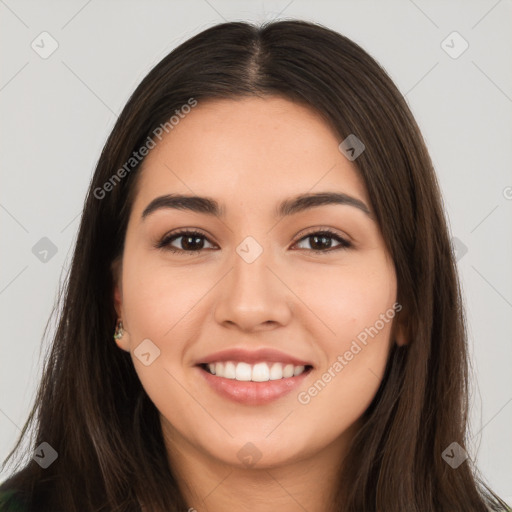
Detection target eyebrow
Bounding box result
[141,192,373,221]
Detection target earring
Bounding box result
[113,319,124,341]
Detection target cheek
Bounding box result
[120,254,221,405]
[293,255,396,343]
[119,256,211,417]
[122,255,212,344]
[294,256,396,410]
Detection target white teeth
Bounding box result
[283,364,295,378]
[204,361,309,381]
[224,361,236,379]
[235,362,252,381]
[252,362,270,382]
[269,363,283,380]
[215,362,224,376]
[293,365,305,376]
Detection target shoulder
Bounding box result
[0,466,71,512]
[0,468,47,512]
[0,484,30,512]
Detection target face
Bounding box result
[112,96,407,470]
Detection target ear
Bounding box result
[392,302,409,347]
[111,257,130,352]
[111,257,123,317]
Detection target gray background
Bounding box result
[1,0,511,502]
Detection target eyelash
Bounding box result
[155,228,352,255]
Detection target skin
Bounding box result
[112,96,408,512]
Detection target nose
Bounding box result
[213,243,293,332]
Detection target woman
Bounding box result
[1,19,509,512]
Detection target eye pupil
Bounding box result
[182,235,204,251]
[310,235,331,251]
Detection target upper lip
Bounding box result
[197,347,314,367]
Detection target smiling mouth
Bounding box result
[198,361,314,382]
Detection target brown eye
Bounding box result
[293,230,352,253]
[156,230,215,253]
[155,228,352,255]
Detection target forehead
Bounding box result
[131,96,369,216]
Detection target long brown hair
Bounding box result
[1,19,509,512]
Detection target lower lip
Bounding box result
[197,365,312,405]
